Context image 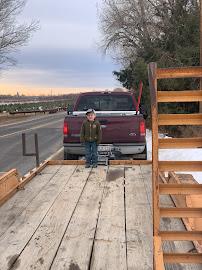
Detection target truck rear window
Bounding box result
[76,95,135,111]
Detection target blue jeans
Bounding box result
[85,141,98,165]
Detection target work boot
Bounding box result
[85,163,90,168]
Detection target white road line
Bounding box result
[0,119,63,139]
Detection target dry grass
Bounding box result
[0,114,30,124]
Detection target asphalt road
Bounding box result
[0,112,65,176]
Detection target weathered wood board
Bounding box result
[0,164,200,270]
[90,166,127,270]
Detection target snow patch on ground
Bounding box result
[146,129,202,184]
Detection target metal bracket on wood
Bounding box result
[22,133,40,167]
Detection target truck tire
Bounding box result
[64,151,78,160]
[133,145,147,160]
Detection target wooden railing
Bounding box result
[148,63,202,269]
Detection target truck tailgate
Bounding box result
[64,115,145,144]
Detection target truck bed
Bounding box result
[0,164,200,270]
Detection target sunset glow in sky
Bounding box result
[0,0,120,96]
[0,84,114,96]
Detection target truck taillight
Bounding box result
[63,122,69,135]
[140,121,146,136]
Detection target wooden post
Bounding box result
[148,62,160,237]
[200,0,202,111]
[148,62,161,270]
[154,237,165,270]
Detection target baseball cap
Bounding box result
[86,108,95,115]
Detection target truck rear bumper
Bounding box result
[63,143,146,156]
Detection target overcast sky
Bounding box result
[0,0,121,95]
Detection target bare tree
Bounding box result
[99,0,154,63]
[99,0,199,64]
[0,0,38,67]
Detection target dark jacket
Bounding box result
[80,119,102,144]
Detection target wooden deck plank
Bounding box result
[40,165,61,174]
[109,160,152,165]
[0,167,61,238]
[50,166,107,270]
[54,165,84,175]
[139,164,152,175]
[0,165,77,270]
[10,165,92,270]
[125,166,153,270]
[140,164,153,209]
[140,165,152,210]
[90,166,127,270]
[125,165,150,205]
[48,160,85,165]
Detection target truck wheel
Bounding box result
[64,152,78,160]
[133,145,147,160]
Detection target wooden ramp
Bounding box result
[0,164,201,270]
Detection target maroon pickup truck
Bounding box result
[63,91,147,160]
